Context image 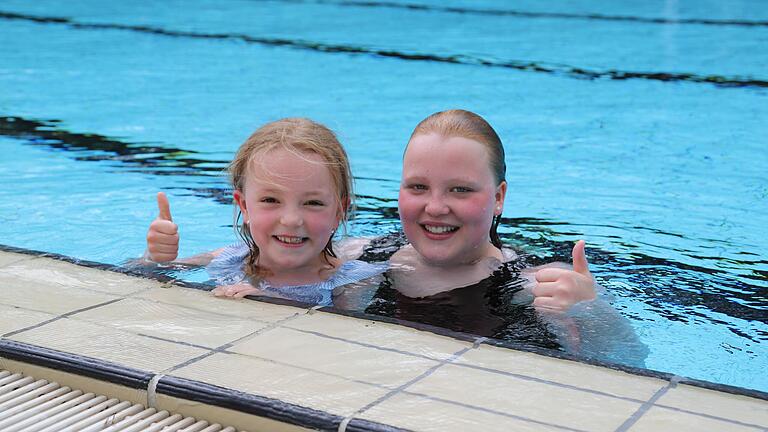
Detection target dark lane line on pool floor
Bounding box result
[280,0,768,28]
[1,11,766,89]
[2,114,765,329]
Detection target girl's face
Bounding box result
[234,148,341,276]
[399,133,506,267]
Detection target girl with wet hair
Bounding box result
[144,118,385,306]
[391,109,595,308]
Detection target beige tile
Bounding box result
[361,392,563,432]
[407,364,641,432]
[9,318,208,372]
[229,327,438,388]
[284,312,471,361]
[0,257,159,296]
[655,384,768,427]
[456,343,665,401]
[73,298,270,348]
[629,406,763,432]
[0,304,56,335]
[171,351,389,417]
[0,271,119,315]
[0,251,33,267]
[133,285,302,322]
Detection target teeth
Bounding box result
[276,235,304,244]
[423,225,458,234]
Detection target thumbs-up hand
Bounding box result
[532,240,596,311]
[145,192,179,263]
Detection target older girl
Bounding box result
[387,109,595,309]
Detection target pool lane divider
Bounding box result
[2,242,767,404]
[295,0,768,27]
[1,11,766,89]
[0,340,403,432]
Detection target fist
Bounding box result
[532,240,596,311]
[145,192,179,263]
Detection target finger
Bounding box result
[157,192,173,221]
[532,296,567,311]
[535,267,570,283]
[149,243,178,254]
[532,282,561,298]
[234,288,258,298]
[149,219,178,235]
[572,240,590,275]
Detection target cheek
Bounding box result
[397,191,421,222]
[305,210,341,235]
[458,195,496,224]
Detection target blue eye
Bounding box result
[306,200,325,206]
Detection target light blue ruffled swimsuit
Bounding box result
[207,243,387,307]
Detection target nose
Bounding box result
[424,192,449,216]
[279,207,304,227]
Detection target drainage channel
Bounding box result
[0,369,239,432]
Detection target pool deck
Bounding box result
[0,248,766,432]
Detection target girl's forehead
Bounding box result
[404,134,493,174]
[246,147,331,184]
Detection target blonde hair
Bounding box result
[229,118,353,278]
[408,109,506,248]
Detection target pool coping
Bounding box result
[1,242,765,403]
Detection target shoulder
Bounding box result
[332,259,388,285]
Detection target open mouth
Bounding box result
[274,235,308,245]
[421,224,459,235]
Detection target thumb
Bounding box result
[156,192,173,221]
[572,240,590,275]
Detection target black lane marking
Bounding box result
[1,11,766,89]
[296,0,768,28]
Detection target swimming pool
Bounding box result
[0,0,766,393]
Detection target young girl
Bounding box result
[144,118,386,306]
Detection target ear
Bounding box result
[233,189,249,222]
[494,181,507,216]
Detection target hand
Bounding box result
[532,240,596,311]
[145,192,179,263]
[212,283,262,299]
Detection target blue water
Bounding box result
[0,0,766,392]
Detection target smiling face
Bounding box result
[399,133,506,267]
[234,148,341,279]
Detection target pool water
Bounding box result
[0,0,766,392]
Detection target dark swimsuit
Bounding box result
[360,232,563,351]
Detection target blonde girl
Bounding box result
[144,118,385,306]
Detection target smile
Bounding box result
[422,224,458,234]
[274,235,307,245]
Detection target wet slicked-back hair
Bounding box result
[408,109,506,248]
[229,118,352,278]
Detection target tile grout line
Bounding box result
[614,376,681,432]
[284,326,649,404]
[399,389,590,432]
[338,337,486,432]
[159,308,311,375]
[2,298,125,338]
[455,359,646,404]
[651,403,768,430]
[125,288,290,322]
